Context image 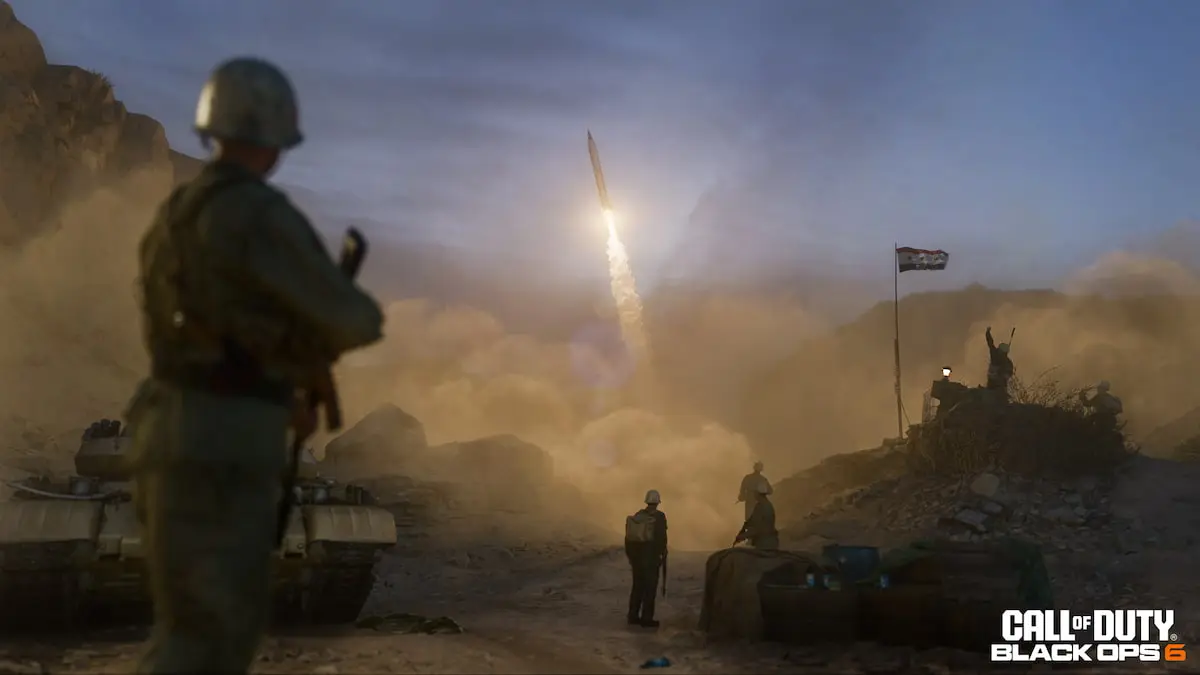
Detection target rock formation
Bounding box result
[0,1,179,244]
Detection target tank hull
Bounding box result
[0,498,396,631]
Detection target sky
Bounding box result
[11,0,1200,292]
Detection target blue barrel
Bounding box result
[823,545,881,584]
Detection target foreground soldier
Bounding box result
[985,326,1015,400]
[736,460,772,521]
[734,482,779,550]
[127,57,383,674]
[625,489,668,628]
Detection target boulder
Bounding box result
[436,434,556,512]
[323,404,428,474]
[0,1,47,82]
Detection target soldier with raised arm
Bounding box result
[737,460,772,521]
[126,57,384,674]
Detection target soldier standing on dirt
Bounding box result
[126,57,383,674]
[1080,380,1123,433]
[734,482,779,550]
[625,489,668,628]
[737,460,772,521]
[985,326,1015,400]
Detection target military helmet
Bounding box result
[753,460,764,471]
[998,343,1010,354]
[194,56,303,149]
[644,489,662,505]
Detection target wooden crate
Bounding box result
[760,584,859,645]
[858,585,942,648]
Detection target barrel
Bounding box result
[759,583,858,645]
[858,585,943,648]
[822,545,881,583]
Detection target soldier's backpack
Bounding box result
[625,511,656,543]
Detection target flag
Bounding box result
[896,247,949,273]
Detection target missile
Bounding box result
[587,129,613,212]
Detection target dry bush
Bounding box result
[1008,368,1088,410]
[909,375,1134,478]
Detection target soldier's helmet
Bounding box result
[1096,380,1110,392]
[644,489,662,505]
[194,57,303,150]
[998,343,1010,354]
[753,461,764,472]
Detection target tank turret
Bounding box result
[75,418,133,482]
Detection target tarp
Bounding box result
[878,537,1053,609]
[698,548,824,639]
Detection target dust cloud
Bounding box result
[335,294,831,550]
[0,170,160,464]
[6,166,1200,546]
[743,249,1200,466]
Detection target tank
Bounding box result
[0,419,396,630]
[0,418,143,629]
[272,447,397,625]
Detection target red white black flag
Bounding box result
[896,247,949,273]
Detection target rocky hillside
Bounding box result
[0,1,179,244]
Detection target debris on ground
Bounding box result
[354,613,464,635]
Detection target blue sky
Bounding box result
[11,0,1200,292]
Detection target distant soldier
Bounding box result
[127,57,383,674]
[734,482,779,550]
[985,326,1015,400]
[1080,380,1123,432]
[625,489,668,628]
[737,461,772,521]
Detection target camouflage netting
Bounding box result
[908,396,1133,477]
[698,548,826,640]
[879,538,1054,609]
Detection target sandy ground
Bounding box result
[3,456,1200,673]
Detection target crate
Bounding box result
[858,585,942,648]
[760,584,859,645]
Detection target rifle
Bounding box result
[275,228,369,547]
[661,552,668,597]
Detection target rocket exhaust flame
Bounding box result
[586,131,652,394]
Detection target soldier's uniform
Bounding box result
[625,489,668,628]
[127,57,383,674]
[737,461,772,521]
[985,327,1014,400]
[736,483,779,550]
[1080,380,1123,434]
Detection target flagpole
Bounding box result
[893,243,903,439]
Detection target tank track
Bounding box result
[0,542,85,632]
[277,542,382,625]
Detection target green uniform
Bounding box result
[741,496,779,550]
[127,161,383,674]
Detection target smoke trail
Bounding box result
[603,210,652,380]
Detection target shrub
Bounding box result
[908,372,1134,477]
